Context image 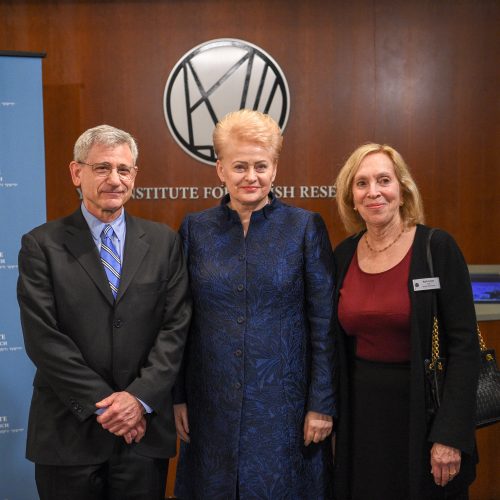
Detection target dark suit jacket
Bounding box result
[332,224,479,500]
[17,208,191,465]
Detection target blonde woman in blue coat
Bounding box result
[173,110,336,499]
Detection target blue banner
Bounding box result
[0,53,46,500]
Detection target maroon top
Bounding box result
[338,247,413,362]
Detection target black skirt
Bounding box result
[350,357,411,500]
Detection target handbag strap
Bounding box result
[426,228,437,278]
[477,325,489,353]
[426,229,441,369]
[426,228,489,367]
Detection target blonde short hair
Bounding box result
[335,143,424,233]
[213,109,283,162]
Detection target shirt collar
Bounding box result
[80,203,126,244]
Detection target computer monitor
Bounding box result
[468,265,500,321]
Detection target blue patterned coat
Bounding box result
[174,194,336,500]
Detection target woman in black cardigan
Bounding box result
[332,143,479,500]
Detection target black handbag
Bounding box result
[424,228,500,429]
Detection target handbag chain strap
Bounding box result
[477,324,493,360]
[426,228,490,370]
[430,316,442,370]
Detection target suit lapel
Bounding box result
[63,209,115,305]
[116,214,149,303]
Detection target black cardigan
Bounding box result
[332,224,480,500]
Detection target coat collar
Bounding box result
[220,192,279,221]
[62,209,149,305]
[117,213,149,303]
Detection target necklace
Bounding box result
[365,227,404,253]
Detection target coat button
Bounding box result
[235,349,242,357]
[237,284,244,292]
[239,254,245,261]
[237,316,245,324]
[113,319,122,328]
[234,382,242,389]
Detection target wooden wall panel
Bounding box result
[43,83,82,215]
[1,0,498,498]
[2,0,498,258]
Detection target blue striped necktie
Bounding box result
[100,225,121,299]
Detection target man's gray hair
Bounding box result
[73,124,139,164]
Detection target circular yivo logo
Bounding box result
[164,38,290,166]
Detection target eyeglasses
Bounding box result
[77,161,138,180]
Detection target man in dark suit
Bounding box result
[17,124,191,500]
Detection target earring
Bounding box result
[221,181,226,188]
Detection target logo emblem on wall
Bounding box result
[164,38,290,166]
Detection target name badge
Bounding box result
[413,277,441,291]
